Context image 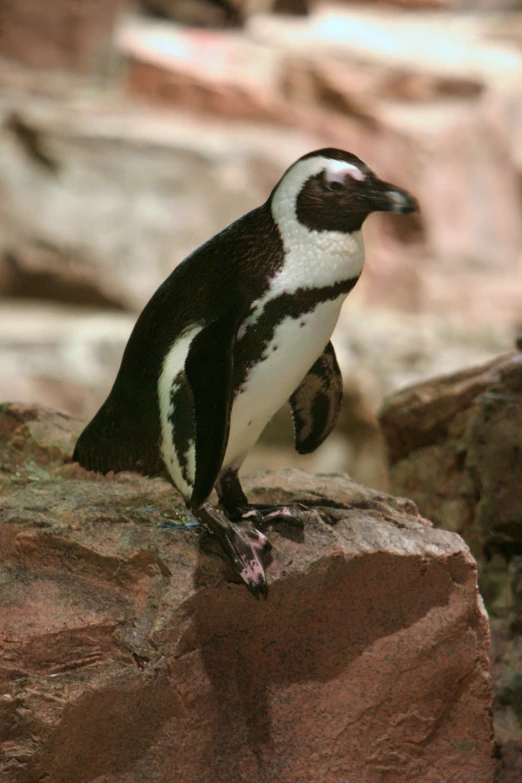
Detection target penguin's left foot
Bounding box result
[194,502,271,598]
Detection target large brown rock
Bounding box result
[379,352,522,783]
[379,350,522,559]
[0,403,494,782]
[490,617,522,783]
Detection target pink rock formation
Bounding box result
[0,403,494,782]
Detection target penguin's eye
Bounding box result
[325,180,344,193]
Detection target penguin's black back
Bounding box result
[73,203,285,477]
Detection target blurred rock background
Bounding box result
[1,0,521,487]
[1,0,522,780]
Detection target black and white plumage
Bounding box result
[74,148,418,597]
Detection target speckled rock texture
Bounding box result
[379,350,522,783]
[0,403,494,783]
[379,351,522,559]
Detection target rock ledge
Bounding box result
[0,403,494,783]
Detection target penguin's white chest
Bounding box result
[223,295,345,468]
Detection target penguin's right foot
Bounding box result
[233,503,307,529]
[195,503,271,598]
[215,469,306,529]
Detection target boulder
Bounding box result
[379,350,522,560]
[0,403,494,782]
[379,350,522,783]
[491,617,522,783]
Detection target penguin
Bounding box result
[73,148,418,597]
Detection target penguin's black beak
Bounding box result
[367,179,420,215]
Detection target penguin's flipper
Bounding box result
[185,310,240,508]
[289,341,343,454]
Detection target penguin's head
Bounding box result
[271,148,419,234]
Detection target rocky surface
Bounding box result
[379,350,522,783]
[379,350,522,559]
[0,402,494,782]
[490,618,522,783]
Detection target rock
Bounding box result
[467,371,522,562]
[489,619,522,783]
[0,401,84,470]
[379,351,522,560]
[0,403,494,782]
[379,352,522,783]
[118,17,291,124]
[0,0,124,73]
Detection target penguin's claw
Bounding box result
[195,503,271,598]
[235,528,270,599]
[244,572,268,600]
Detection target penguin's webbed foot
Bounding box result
[215,470,307,529]
[195,503,271,598]
[233,503,307,529]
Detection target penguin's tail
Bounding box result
[73,396,164,479]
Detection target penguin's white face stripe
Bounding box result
[158,324,202,499]
[324,159,366,183]
[268,156,365,297]
[272,156,366,226]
